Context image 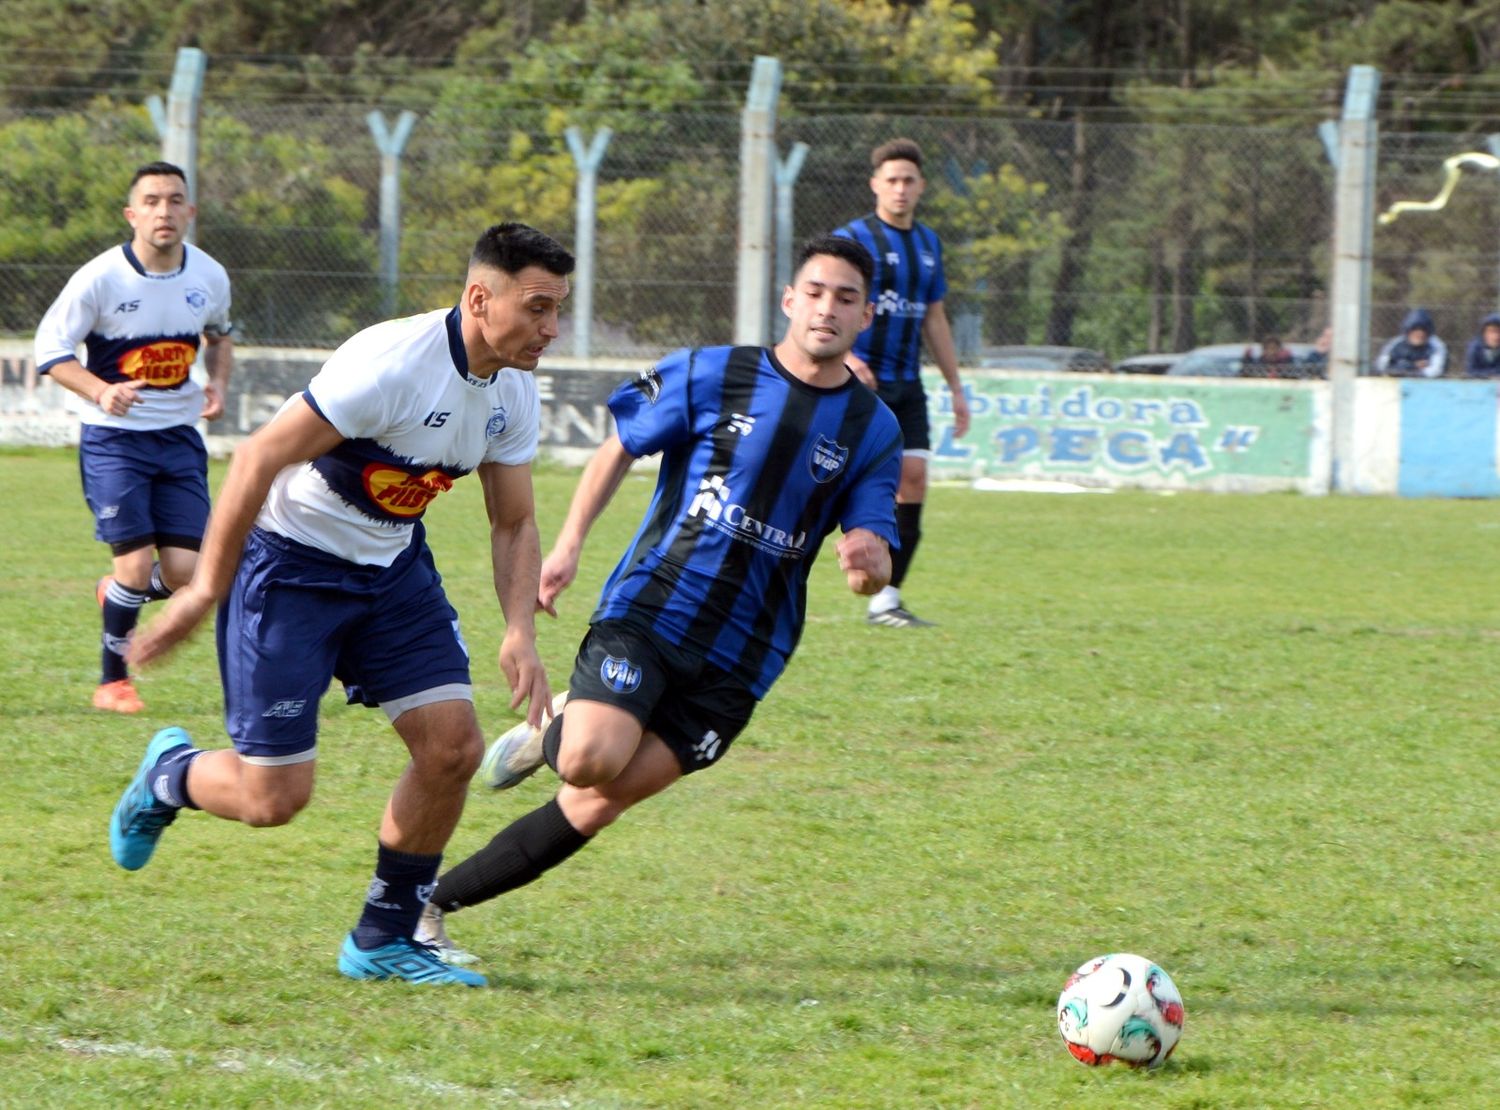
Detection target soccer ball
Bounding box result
[1056,953,1185,1068]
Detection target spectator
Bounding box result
[1375,308,1446,378]
[1243,334,1294,378]
[1463,313,1500,378]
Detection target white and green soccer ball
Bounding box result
[1056,953,1185,1068]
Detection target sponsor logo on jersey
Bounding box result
[809,435,849,483]
[119,341,196,387]
[727,412,756,436]
[362,464,455,516]
[486,405,509,438]
[600,655,642,694]
[632,366,663,404]
[687,473,809,557]
[185,288,208,313]
[875,290,926,318]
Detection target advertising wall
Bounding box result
[923,370,1331,495]
[5,339,1500,500]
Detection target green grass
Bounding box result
[1,448,1497,1108]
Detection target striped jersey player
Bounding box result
[34,160,234,714]
[416,235,902,964]
[833,138,971,630]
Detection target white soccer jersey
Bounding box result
[257,307,541,567]
[34,242,232,431]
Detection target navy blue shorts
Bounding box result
[79,424,210,552]
[566,620,759,775]
[876,378,930,454]
[216,526,472,764]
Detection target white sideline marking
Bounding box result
[56,1036,473,1097]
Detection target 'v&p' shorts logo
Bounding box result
[599,655,642,694]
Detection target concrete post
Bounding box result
[736,56,782,345]
[772,141,810,326]
[367,110,418,319]
[565,127,613,359]
[160,48,207,243]
[1328,65,1380,493]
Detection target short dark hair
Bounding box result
[871,138,923,172]
[470,222,575,277]
[128,161,188,199]
[795,234,874,295]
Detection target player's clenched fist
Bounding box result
[836,527,891,596]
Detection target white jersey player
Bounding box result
[111,222,573,990]
[33,161,234,714]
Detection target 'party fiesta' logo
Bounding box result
[119,341,196,386]
[362,464,455,516]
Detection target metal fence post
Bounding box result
[772,141,810,327]
[565,126,613,360]
[1328,65,1380,493]
[367,110,417,319]
[736,56,782,345]
[161,47,206,243]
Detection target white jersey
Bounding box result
[257,307,540,567]
[34,242,232,431]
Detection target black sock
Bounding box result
[156,745,202,810]
[432,796,589,912]
[100,580,149,682]
[352,842,442,949]
[890,501,923,589]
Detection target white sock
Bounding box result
[868,586,900,614]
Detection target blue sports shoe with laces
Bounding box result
[338,933,487,987]
[110,726,193,871]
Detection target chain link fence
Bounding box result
[5,74,1494,381]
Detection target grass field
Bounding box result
[1,446,1497,1108]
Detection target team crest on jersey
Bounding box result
[361,464,455,517]
[486,405,509,438]
[184,288,208,313]
[600,655,642,694]
[809,435,849,483]
[921,251,936,268]
[631,366,663,405]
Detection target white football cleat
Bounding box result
[414,902,480,966]
[479,692,568,790]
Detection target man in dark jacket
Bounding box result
[1375,308,1446,378]
[1463,313,1500,378]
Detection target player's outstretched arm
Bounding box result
[837,528,892,596]
[479,460,551,728]
[538,434,638,615]
[130,397,344,667]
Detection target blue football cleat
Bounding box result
[109,726,193,871]
[338,933,487,987]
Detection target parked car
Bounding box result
[1165,342,1322,380]
[974,345,1112,373]
[1114,352,1182,375]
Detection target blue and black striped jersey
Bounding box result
[833,215,947,384]
[596,345,902,697]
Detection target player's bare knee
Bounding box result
[416,730,484,783]
[554,744,624,788]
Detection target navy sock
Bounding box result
[152,745,201,810]
[352,843,442,949]
[100,580,149,683]
[431,796,589,912]
[145,562,173,602]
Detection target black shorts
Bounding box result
[876,378,929,452]
[568,620,759,775]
